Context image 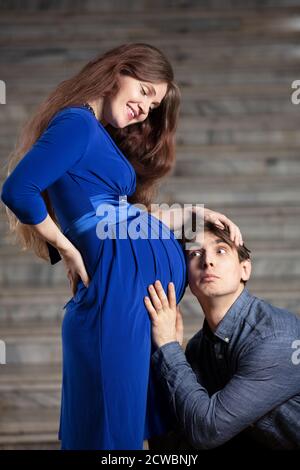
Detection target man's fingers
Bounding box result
[147,282,165,311]
[144,296,158,322]
[176,307,184,331]
[176,305,182,315]
[153,280,170,309]
[167,282,176,310]
[147,281,177,316]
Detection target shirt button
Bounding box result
[224,337,229,343]
[218,354,223,359]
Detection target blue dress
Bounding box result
[1,106,187,450]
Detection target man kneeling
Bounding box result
[144,221,300,449]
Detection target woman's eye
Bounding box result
[190,251,201,258]
[140,86,156,112]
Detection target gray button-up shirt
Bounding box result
[152,288,300,449]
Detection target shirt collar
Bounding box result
[203,288,253,344]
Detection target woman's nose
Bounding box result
[139,101,149,116]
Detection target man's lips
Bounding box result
[200,274,220,282]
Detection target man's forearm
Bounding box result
[151,342,218,449]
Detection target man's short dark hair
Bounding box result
[202,221,251,263]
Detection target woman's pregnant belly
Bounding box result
[63,203,187,311]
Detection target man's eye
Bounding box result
[190,251,201,258]
[217,248,227,254]
[141,87,147,96]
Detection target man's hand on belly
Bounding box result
[144,280,184,349]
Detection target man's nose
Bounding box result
[200,252,214,269]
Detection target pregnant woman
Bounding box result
[1,43,242,450]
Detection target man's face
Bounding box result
[186,231,251,301]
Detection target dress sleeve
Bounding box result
[1,110,90,225]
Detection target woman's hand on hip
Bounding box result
[61,245,90,296]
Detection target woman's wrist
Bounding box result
[31,214,76,258]
[57,242,77,258]
[53,231,77,258]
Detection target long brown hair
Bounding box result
[3,43,180,262]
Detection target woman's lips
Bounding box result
[126,104,135,120]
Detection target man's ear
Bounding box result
[241,259,251,283]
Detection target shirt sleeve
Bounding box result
[1,110,90,225]
[151,337,300,449]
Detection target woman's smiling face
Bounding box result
[101,74,168,128]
